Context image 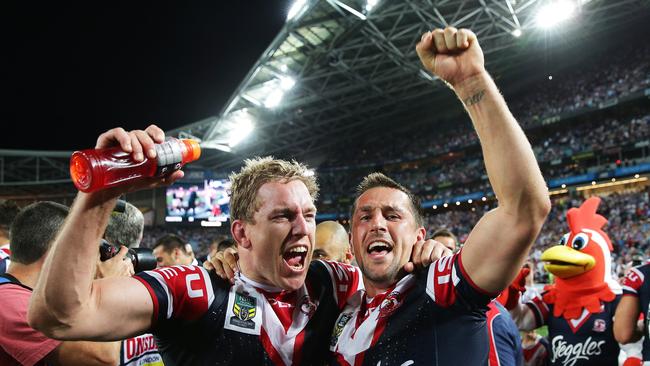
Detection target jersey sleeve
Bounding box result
[487,302,523,366]
[622,265,648,296]
[523,294,550,328]
[312,259,363,308]
[133,265,215,326]
[424,251,496,309]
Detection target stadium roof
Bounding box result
[168,0,650,170]
[1,0,649,197]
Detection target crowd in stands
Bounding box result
[318,111,650,213]
[425,188,650,283]
[321,42,650,170]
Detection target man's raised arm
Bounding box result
[416,27,550,294]
[28,125,184,341]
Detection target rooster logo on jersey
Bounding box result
[541,196,620,321]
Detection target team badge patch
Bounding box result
[299,295,317,316]
[330,313,353,348]
[231,292,257,328]
[592,318,606,332]
[378,291,403,318]
[224,286,262,335]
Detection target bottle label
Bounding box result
[155,140,183,176]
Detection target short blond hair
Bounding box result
[229,157,318,223]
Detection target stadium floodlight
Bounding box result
[264,89,284,108]
[227,109,254,147]
[279,75,296,91]
[262,75,296,108]
[512,28,522,38]
[365,0,379,13]
[287,0,308,21]
[535,1,577,29]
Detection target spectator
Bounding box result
[0,201,126,366]
[104,201,164,366]
[431,228,458,252]
[314,220,352,263]
[105,199,145,249]
[152,233,198,267]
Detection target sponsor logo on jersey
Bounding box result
[230,292,257,329]
[331,313,353,348]
[592,319,606,332]
[551,335,605,366]
[123,334,163,366]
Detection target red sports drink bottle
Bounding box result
[70,138,201,193]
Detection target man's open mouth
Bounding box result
[367,241,393,257]
[283,246,308,270]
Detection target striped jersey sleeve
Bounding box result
[134,265,215,325]
[314,259,363,308]
[425,251,497,309]
[622,265,650,296]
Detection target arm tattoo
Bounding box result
[463,90,485,106]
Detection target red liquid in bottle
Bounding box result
[70,138,201,193]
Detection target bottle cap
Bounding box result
[181,139,201,163]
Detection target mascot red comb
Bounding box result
[509,197,623,366]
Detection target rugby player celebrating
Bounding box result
[212,27,551,365]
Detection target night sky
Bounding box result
[2,1,289,151]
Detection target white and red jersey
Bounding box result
[134,260,362,366]
[622,263,650,362]
[329,252,495,365]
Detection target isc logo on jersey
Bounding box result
[551,335,605,366]
[123,334,163,366]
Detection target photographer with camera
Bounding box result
[0,201,124,366]
[103,200,163,366]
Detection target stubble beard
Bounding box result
[361,258,401,288]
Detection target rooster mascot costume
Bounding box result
[510,197,623,366]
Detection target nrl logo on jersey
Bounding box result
[330,313,353,348]
[230,292,257,329]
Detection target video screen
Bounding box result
[165,179,231,225]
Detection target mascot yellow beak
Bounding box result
[542,245,595,279]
